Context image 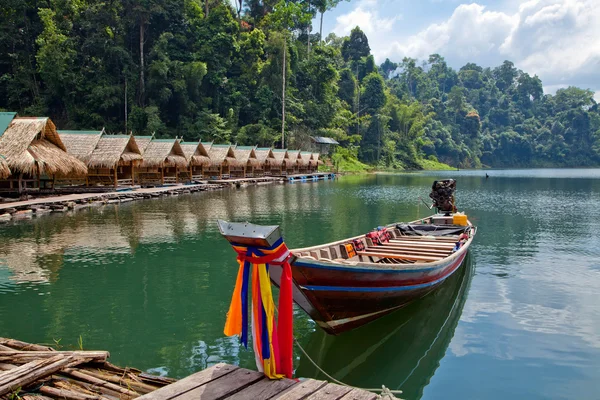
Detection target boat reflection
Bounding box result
[295,254,474,400]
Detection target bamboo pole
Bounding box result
[38,385,104,400]
[0,338,55,352]
[0,351,109,364]
[61,368,139,397]
[0,355,73,396]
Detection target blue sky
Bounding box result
[315,0,600,100]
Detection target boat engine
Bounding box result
[429,179,456,214]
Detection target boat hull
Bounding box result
[270,246,469,334]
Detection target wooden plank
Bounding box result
[393,236,458,242]
[136,363,238,400]
[364,247,450,258]
[225,377,297,400]
[376,245,450,254]
[271,379,328,400]
[339,388,378,400]
[174,367,264,399]
[357,251,442,262]
[390,240,455,247]
[305,383,353,400]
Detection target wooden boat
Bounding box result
[295,254,473,397]
[218,180,475,335]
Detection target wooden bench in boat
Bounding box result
[372,246,452,257]
[389,240,455,248]
[357,251,443,262]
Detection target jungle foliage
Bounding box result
[1,0,598,168]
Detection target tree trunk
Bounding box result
[124,78,128,132]
[320,11,324,43]
[281,36,287,149]
[206,0,209,18]
[307,0,311,60]
[139,22,145,106]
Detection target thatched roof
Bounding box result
[254,148,275,164]
[89,135,142,168]
[0,117,87,176]
[0,155,10,178]
[300,151,313,167]
[180,141,211,167]
[286,150,301,168]
[58,130,104,163]
[134,135,154,154]
[141,139,188,168]
[271,149,289,168]
[208,144,238,167]
[312,153,323,165]
[233,146,260,168]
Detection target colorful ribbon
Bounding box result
[223,238,294,379]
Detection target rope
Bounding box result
[293,336,404,399]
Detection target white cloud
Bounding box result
[331,0,600,95]
[332,1,399,38]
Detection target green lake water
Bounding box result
[1,169,600,399]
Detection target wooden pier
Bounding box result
[137,363,378,400]
[0,339,379,400]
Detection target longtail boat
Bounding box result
[218,179,476,335]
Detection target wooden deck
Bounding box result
[0,184,208,211]
[137,364,378,400]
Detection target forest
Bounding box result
[1,0,599,169]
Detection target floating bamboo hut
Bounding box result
[299,151,313,174]
[231,145,260,178]
[58,130,104,163]
[0,155,10,179]
[286,149,301,175]
[57,130,104,185]
[0,117,87,192]
[87,134,143,187]
[270,149,289,176]
[253,148,275,177]
[137,138,188,186]
[133,135,154,154]
[312,152,323,172]
[180,141,211,182]
[206,144,237,179]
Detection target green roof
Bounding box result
[58,130,103,135]
[212,144,232,148]
[103,134,131,139]
[236,146,255,150]
[272,149,288,152]
[153,138,178,142]
[0,112,17,137]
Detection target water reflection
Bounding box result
[296,256,474,400]
[1,171,600,400]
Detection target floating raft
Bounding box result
[0,338,175,400]
[287,172,336,183]
[0,339,380,400]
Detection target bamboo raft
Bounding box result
[0,338,175,400]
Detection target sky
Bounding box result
[316,0,600,100]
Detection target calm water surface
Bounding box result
[1,169,599,399]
